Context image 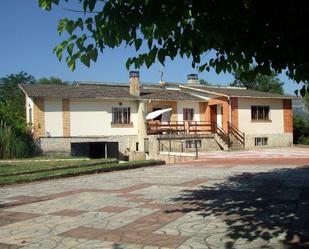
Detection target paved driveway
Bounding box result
[0,152,309,248]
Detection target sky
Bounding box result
[0,0,302,94]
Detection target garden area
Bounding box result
[0,158,164,186]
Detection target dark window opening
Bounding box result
[251,106,270,120]
[186,139,202,148]
[136,142,139,151]
[112,107,131,124]
[183,108,194,121]
[255,137,268,146]
[71,142,119,159]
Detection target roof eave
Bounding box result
[179,85,228,97]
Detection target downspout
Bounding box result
[228,96,232,150]
[228,96,232,125]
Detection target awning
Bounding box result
[146,108,172,120]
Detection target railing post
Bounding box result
[194,140,198,158]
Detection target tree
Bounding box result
[39,0,309,95]
[293,115,309,145]
[36,76,67,85]
[230,66,284,94]
[199,79,210,85]
[0,72,35,117]
[304,93,309,112]
[0,72,36,158]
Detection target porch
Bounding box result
[145,120,245,150]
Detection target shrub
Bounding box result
[293,115,309,145]
[0,121,36,159]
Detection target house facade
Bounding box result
[19,71,293,159]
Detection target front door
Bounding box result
[210,105,217,132]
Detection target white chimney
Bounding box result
[129,71,140,97]
[187,74,199,84]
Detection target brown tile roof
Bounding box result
[182,85,294,99]
[19,83,200,101]
[140,89,199,100]
[19,83,136,99]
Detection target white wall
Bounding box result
[26,96,33,124]
[70,99,138,136]
[177,101,200,122]
[216,104,222,127]
[238,98,284,134]
[44,99,63,137]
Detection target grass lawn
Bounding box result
[0,158,116,176]
[0,160,164,186]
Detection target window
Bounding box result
[251,106,270,121]
[28,107,32,124]
[255,137,268,146]
[183,108,194,121]
[185,140,202,148]
[136,142,139,151]
[112,107,131,124]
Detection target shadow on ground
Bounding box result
[171,166,309,249]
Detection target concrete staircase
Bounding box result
[229,134,245,151]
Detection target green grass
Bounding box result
[0,158,116,176]
[0,160,164,186]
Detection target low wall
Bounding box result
[146,134,221,160]
[39,136,139,158]
[245,133,293,148]
[158,152,197,164]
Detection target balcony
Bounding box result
[146,120,214,135]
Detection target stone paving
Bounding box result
[0,150,309,248]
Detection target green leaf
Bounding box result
[67,58,76,71]
[80,54,90,67]
[53,45,63,61]
[67,43,74,56]
[300,85,306,97]
[75,18,84,30]
[66,20,75,35]
[134,39,143,50]
[57,18,68,34]
[158,49,165,65]
[39,0,52,10]
[88,0,97,11]
[76,37,85,50]
[88,49,98,62]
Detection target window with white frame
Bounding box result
[112,107,131,124]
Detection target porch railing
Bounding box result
[188,121,213,135]
[146,121,186,135]
[228,122,245,146]
[213,123,230,147]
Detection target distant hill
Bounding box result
[293,98,308,119]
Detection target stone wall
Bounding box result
[245,133,293,148]
[145,135,221,160]
[39,135,139,158]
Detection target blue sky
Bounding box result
[0,0,302,94]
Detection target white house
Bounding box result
[19,71,294,159]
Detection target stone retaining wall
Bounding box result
[39,136,139,158]
[245,133,293,148]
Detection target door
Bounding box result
[210,105,217,132]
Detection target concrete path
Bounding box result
[0,152,309,248]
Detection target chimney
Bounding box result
[187,74,199,84]
[129,71,140,97]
